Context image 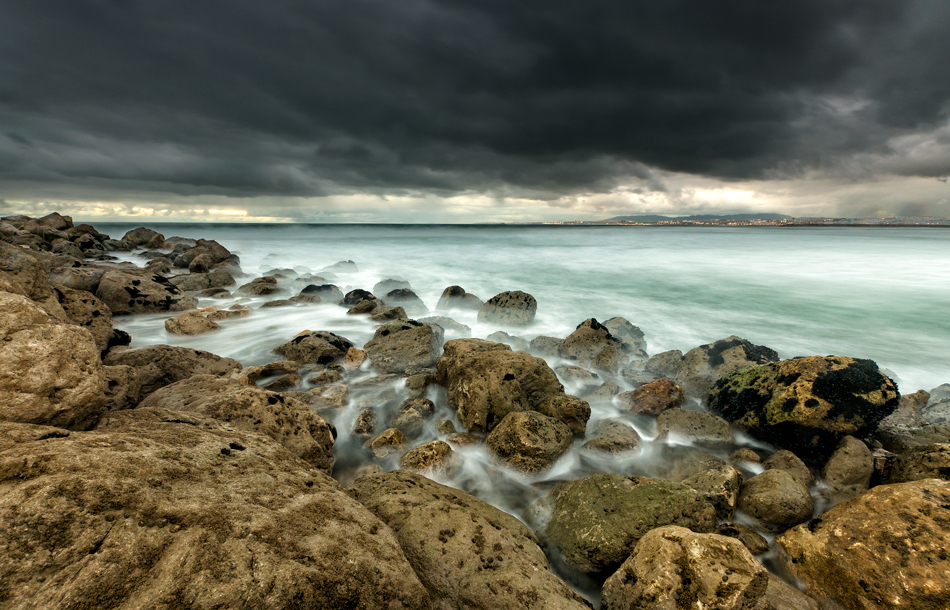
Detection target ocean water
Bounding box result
[97,222,949,604]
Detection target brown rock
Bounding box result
[364,428,409,459]
[485,411,573,473]
[273,330,354,365]
[655,408,734,448]
[232,360,299,385]
[352,408,378,440]
[342,347,368,369]
[683,463,743,520]
[436,285,483,311]
[399,440,462,478]
[737,469,813,531]
[677,335,779,394]
[445,432,483,447]
[103,344,241,404]
[886,443,950,483]
[618,377,685,415]
[820,435,874,502]
[535,394,591,437]
[363,320,443,374]
[581,418,642,455]
[52,286,120,355]
[558,318,624,372]
[95,270,198,315]
[164,309,221,335]
[477,290,537,327]
[762,449,814,487]
[391,398,436,439]
[716,522,770,555]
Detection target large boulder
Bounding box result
[558,318,625,373]
[436,339,564,433]
[348,470,590,610]
[886,443,950,483]
[532,474,717,574]
[477,290,537,327]
[436,285,483,311]
[363,320,444,374]
[0,409,430,609]
[0,293,106,430]
[95,270,198,314]
[52,285,124,355]
[0,240,52,299]
[601,526,769,610]
[273,330,354,365]
[706,356,900,463]
[169,268,235,292]
[120,226,162,246]
[737,469,813,531]
[777,479,950,610]
[382,288,428,315]
[485,411,573,473]
[618,377,685,415]
[677,336,779,395]
[138,375,335,472]
[602,316,648,357]
[922,384,950,425]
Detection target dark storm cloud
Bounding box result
[0,0,947,202]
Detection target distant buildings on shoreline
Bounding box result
[524,217,950,227]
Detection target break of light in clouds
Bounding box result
[1,0,949,222]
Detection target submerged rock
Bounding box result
[706,356,900,462]
[477,290,537,327]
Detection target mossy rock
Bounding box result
[706,356,899,462]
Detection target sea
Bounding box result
[96,222,950,603]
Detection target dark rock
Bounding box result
[340,288,375,306]
[273,330,354,365]
[299,283,343,302]
[602,316,648,357]
[677,336,779,395]
[477,290,537,327]
[364,321,443,374]
[655,408,733,448]
[581,418,641,454]
[382,288,428,315]
[617,377,685,415]
[435,285,483,311]
[716,522,770,555]
[121,227,163,246]
[374,279,410,295]
[886,443,950,483]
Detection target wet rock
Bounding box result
[922,384,950,425]
[777,479,950,610]
[435,285,483,311]
[644,349,684,377]
[233,360,299,385]
[678,336,779,395]
[374,278,410,295]
[308,369,344,386]
[47,266,106,293]
[172,238,233,269]
[446,432,483,447]
[529,335,563,357]
[873,423,950,453]
[581,418,642,454]
[273,330,354,365]
[399,440,462,478]
[737,469,813,531]
[555,365,600,385]
[654,446,726,482]
[620,367,658,388]
[364,428,409,459]
[0,409,428,609]
[707,356,900,463]
[591,344,623,374]
[260,298,294,308]
[886,443,950,483]
[485,411,572,473]
[602,316,648,357]
[352,408,378,440]
[301,384,349,410]
[121,226,162,246]
[321,260,357,273]
[417,315,471,336]
[347,297,382,314]
[364,320,443,374]
[369,305,409,322]
[342,347,368,369]
[391,398,436,438]
[655,408,734,448]
[535,394,591,437]
[617,377,685,415]
[236,275,285,296]
[382,288,428,315]
[164,310,221,335]
[53,286,118,355]
[298,283,342,302]
[558,318,624,372]
[0,294,106,429]
[95,270,198,314]
[477,290,537,327]
[584,380,622,404]
[486,330,528,351]
[340,288,375,306]
[436,339,564,433]
[169,268,235,292]
[878,389,929,429]
[683,463,743,520]
[533,474,717,574]
[138,375,335,472]
[348,470,590,610]
[197,286,230,298]
[716,522,770,555]
[762,449,814,487]
[261,373,302,391]
[289,292,323,304]
[601,526,768,610]
[756,577,822,610]
[730,448,762,464]
[821,436,873,502]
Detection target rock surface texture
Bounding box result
[477,290,537,327]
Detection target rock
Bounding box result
[233,360,299,385]
[436,339,564,433]
[873,423,950,453]
[535,394,591,437]
[172,238,233,269]
[47,266,106,293]
[655,408,734,448]
[706,356,900,463]
[348,470,590,610]
[261,373,302,391]
[617,377,685,415]
[737,469,813,531]
[581,418,642,454]
[364,428,409,459]
[369,305,409,322]
[683,463,743,520]
[95,270,198,314]
[260,299,294,308]
[645,349,683,377]
[529,335,563,357]
[0,295,106,429]
[121,226,162,246]
[730,448,762,464]
[169,268,235,292]
[485,330,528,351]
[485,411,573,473]
[50,238,84,258]
[138,375,336,472]
[308,369,344,386]
[321,260,357,273]
[103,345,242,403]
[391,398,436,438]
[533,474,717,574]
[678,336,779,395]
[446,432,483,447]
[297,282,341,302]
[436,420,456,435]
[886,443,950,483]
[654,446,727,482]
[236,276,284,296]
[0,409,429,609]
[52,285,119,355]
[477,290,537,327]
[399,440,462,478]
[374,279,410,295]
[756,576,822,610]
[290,293,323,304]
[164,310,221,335]
[558,318,624,372]
[922,384,950,425]
[273,330,354,365]
[188,253,213,273]
[342,347,368,369]
[762,449,814,487]
[352,408,378,440]
[363,320,443,374]
[346,298,382,314]
[301,384,349,410]
[435,285,483,311]
[878,389,929,428]
[0,242,50,299]
[584,380,622,404]
[601,526,769,610]
[382,288,428,315]
[340,288,375,306]
[602,316,648,357]
[555,365,600,385]
[197,286,230,298]
[821,436,874,502]
[777,479,950,610]
[417,315,471,336]
[716,522,770,555]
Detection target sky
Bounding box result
[1,0,949,223]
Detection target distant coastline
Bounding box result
[515,216,950,227]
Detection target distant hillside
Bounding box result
[604,213,791,222]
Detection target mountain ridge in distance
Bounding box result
[604,213,791,222]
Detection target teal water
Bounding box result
[103,223,950,393]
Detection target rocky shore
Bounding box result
[1,212,948,609]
